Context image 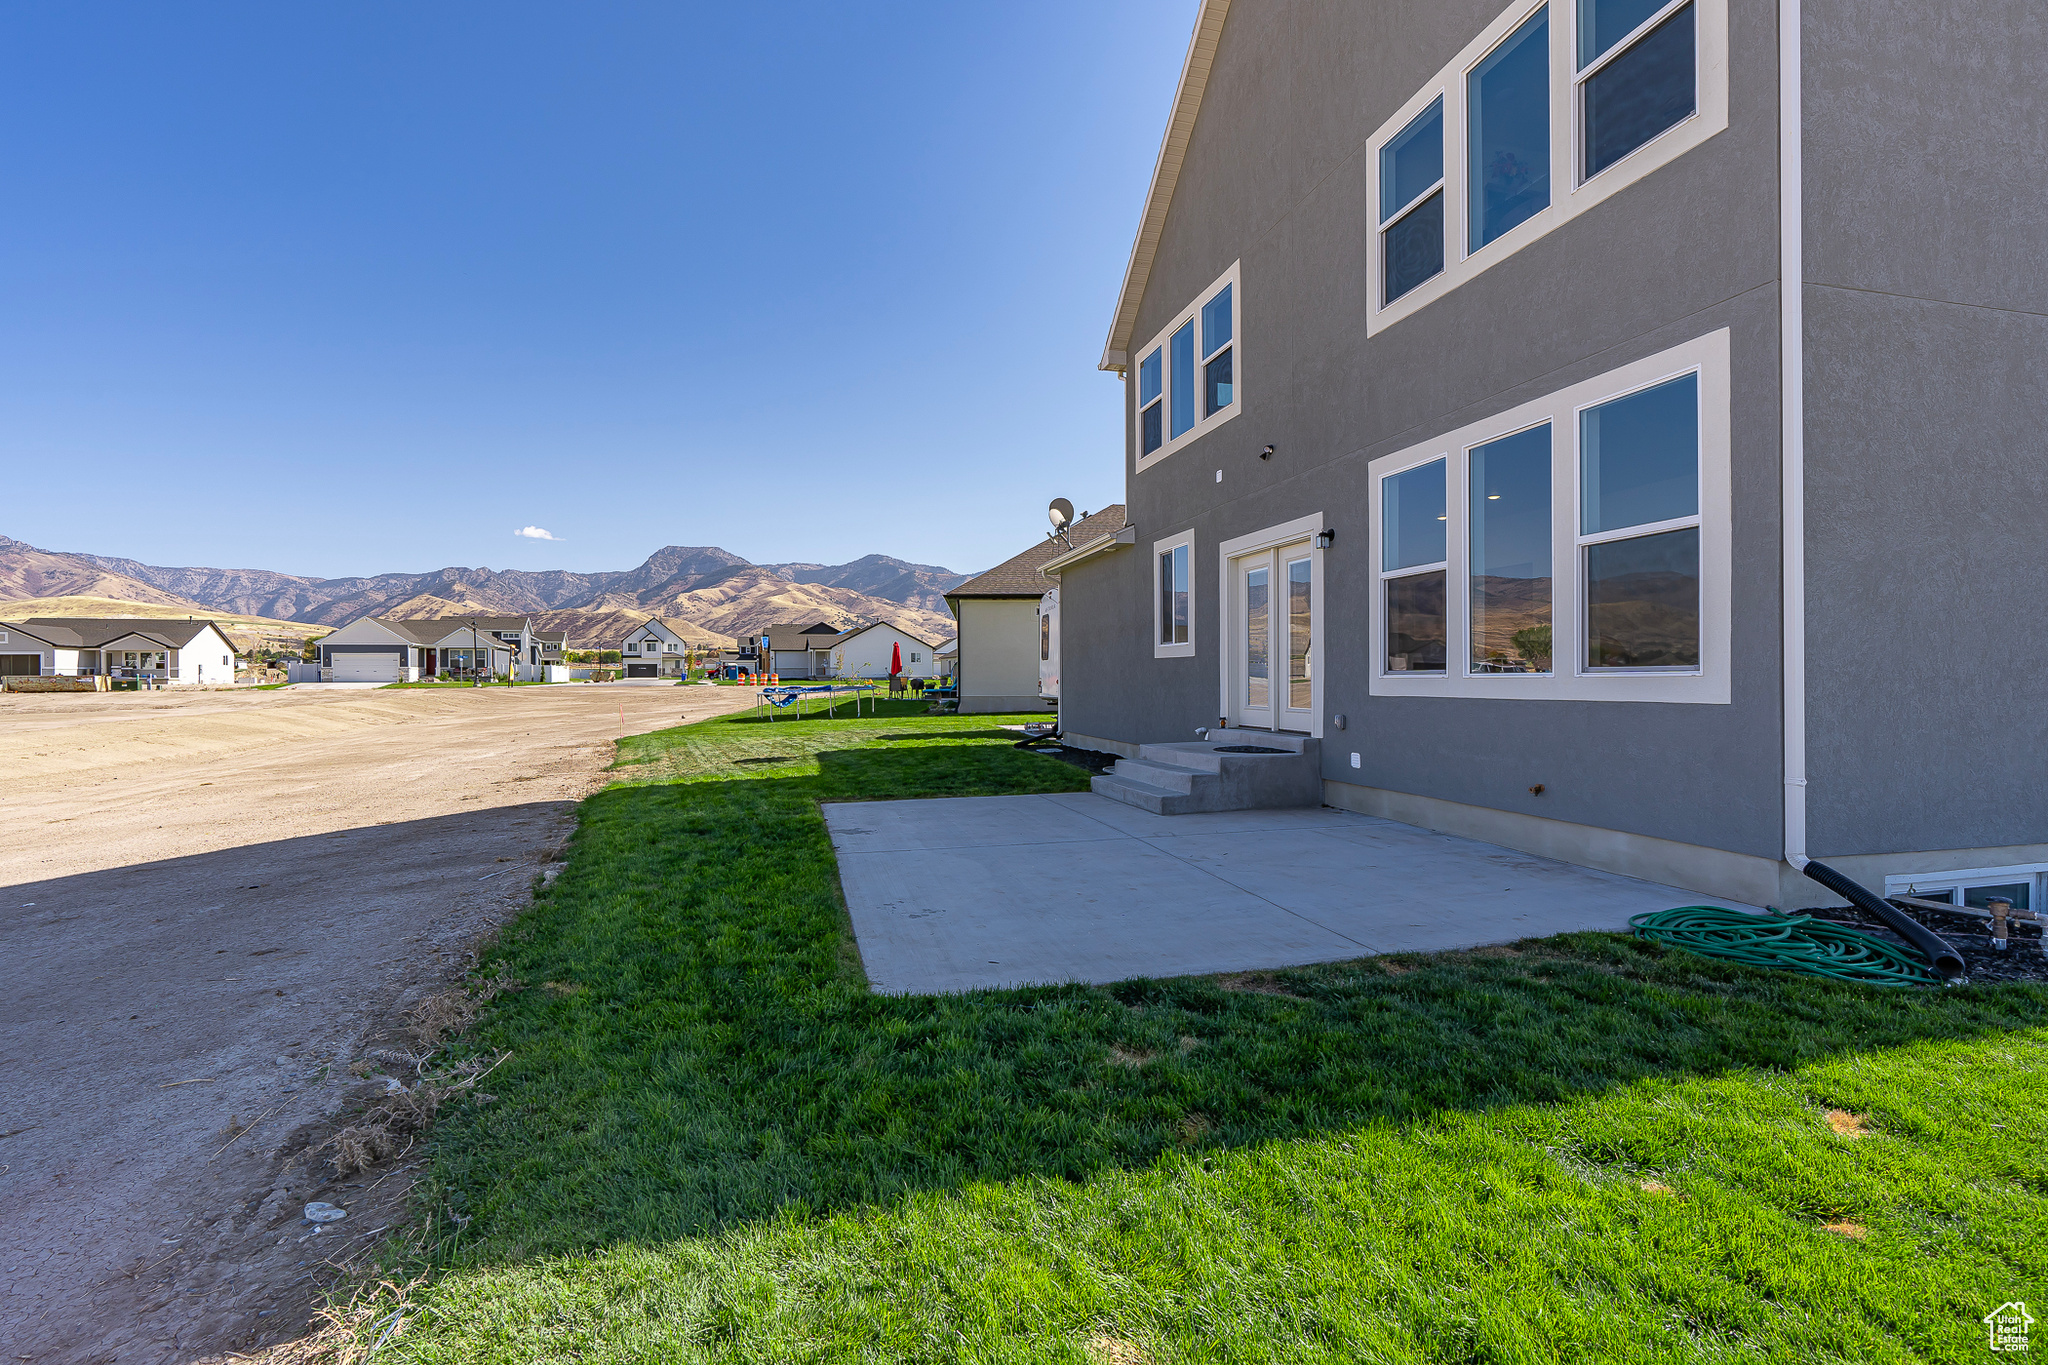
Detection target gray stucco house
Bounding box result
[1049,0,2046,910]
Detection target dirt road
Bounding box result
[0,682,758,1363]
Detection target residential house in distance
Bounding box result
[0,618,239,684]
[946,507,1125,713]
[317,615,552,682]
[1048,0,2047,910]
[620,618,722,678]
[757,622,846,679]
[819,621,938,682]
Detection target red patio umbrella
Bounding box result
[889,641,902,676]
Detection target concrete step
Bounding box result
[1092,734,1324,816]
[1108,756,1205,793]
[1090,771,1204,815]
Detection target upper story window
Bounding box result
[1369,329,1730,703]
[1365,0,1725,334]
[1580,0,1699,179]
[1134,263,1241,471]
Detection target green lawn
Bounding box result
[364,704,2046,1362]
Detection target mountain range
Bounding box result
[0,535,972,649]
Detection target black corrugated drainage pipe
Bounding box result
[1802,860,1966,979]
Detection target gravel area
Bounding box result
[0,682,757,1364]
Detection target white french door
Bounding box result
[1227,539,1316,731]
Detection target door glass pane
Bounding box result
[1470,424,1553,673]
[1201,283,1233,355]
[1384,190,1445,303]
[1385,571,1448,673]
[1381,96,1444,221]
[1170,320,1196,438]
[1382,457,1448,570]
[1288,558,1312,708]
[1579,0,1670,67]
[1245,566,1269,707]
[1584,4,1696,177]
[1585,526,1699,668]
[1204,347,1233,415]
[1581,373,1699,533]
[1963,883,2031,911]
[1469,7,1551,249]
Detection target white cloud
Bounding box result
[513,526,561,541]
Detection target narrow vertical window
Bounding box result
[1158,543,1190,646]
[1201,284,1233,415]
[1580,372,1700,669]
[1170,320,1196,438]
[1287,557,1312,708]
[1380,458,1449,673]
[1379,97,1445,304]
[1138,347,1164,455]
[1245,565,1270,705]
[1469,424,1554,673]
[1469,7,1551,250]
[1579,0,1696,179]
[1041,613,1050,661]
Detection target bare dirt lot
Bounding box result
[0,682,758,1363]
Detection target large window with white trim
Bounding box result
[1364,0,1725,333]
[1370,329,1730,703]
[1153,530,1195,658]
[1134,264,1241,470]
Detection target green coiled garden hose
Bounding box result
[1629,905,1942,987]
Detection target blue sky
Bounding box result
[0,2,1192,578]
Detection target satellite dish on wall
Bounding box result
[1048,498,1075,530]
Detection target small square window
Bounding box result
[1204,348,1233,417]
[1201,283,1233,356]
[1382,458,1449,571]
[1582,2,1696,179]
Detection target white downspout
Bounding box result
[1780,0,1808,872]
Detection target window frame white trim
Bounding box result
[1216,512,1325,737]
[1368,329,1730,703]
[1153,529,1197,659]
[1884,863,2046,911]
[1364,0,1727,336]
[1134,261,1242,472]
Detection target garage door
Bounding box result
[625,663,657,678]
[0,654,40,676]
[331,652,401,683]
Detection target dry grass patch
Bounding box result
[1108,1045,1156,1069]
[1213,970,1307,999]
[542,980,584,996]
[1825,1109,1875,1138]
[1177,1112,1213,1145]
[1084,1332,1151,1364]
[1822,1219,1868,1239]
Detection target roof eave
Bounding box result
[1040,524,1138,577]
[1099,0,1232,373]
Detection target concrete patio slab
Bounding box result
[824,792,1759,994]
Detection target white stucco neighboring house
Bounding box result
[943,507,1124,713]
[821,620,938,682]
[0,617,240,685]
